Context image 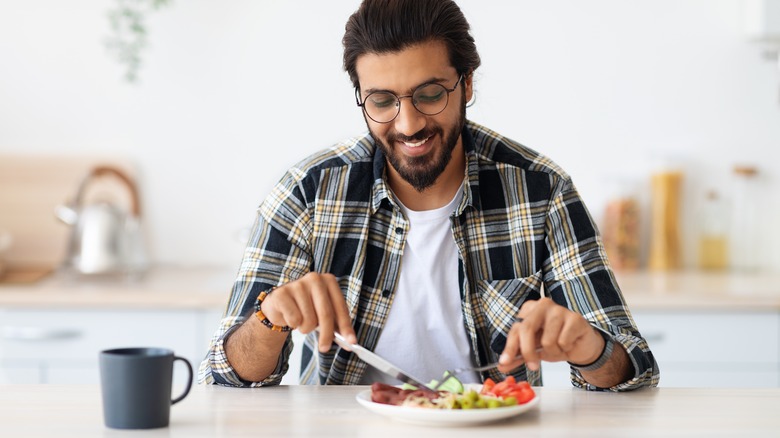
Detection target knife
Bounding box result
[330,332,436,393]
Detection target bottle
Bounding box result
[697,190,728,270]
[730,165,760,271]
[649,170,683,271]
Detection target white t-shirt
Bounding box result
[360,189,480,385]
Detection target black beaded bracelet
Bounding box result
[568,330,614,371]
[255,288,292,333]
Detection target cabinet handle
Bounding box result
[1,326,82,341]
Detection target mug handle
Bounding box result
[171,356,193,405]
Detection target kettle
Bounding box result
[55,166,148,275]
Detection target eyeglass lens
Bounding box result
[364,83,450,123]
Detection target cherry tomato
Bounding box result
[480,378,496,394]
[480,376,536,404]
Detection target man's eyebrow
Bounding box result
[361,76,449,96]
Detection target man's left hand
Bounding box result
[497,297,605,372]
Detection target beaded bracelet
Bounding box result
[568,330,614,372]
[254,288,292,332]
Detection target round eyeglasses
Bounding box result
[356,75,463,124]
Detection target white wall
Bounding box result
[1,0,778,270]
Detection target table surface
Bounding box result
[2,384,779,437]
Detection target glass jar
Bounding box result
[697,190,728,270]
[601,189,641,270]
[730,165,760,271]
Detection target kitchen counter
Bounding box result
[2,384,778,437]
[0,266,778,310]
[0,265,234,309]
[613,269,780,310]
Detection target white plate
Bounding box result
[355,384,539,426]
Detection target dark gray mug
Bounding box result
[99,347,193,429]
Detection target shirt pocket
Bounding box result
[475,270,543,354]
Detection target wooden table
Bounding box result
[2,384,778,437]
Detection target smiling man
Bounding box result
[200,0,659,392]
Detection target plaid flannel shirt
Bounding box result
[199,120,660,391]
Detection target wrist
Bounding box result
[254,288,292,332]
[568,329,614,372]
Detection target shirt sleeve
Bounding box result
[542,176,660,391]
[198,171,313,387]
[197,315,295,387]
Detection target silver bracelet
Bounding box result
[568,331,615,372]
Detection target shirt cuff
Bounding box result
[201,319,289,387]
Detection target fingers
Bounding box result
[327,277,357,344]
[538,312,565,360]
[310,280,335,353]
[498,318,526,373]
[499,297,601,372]
[517,310,544,371]
[312,274,356,352]
[262,273,356,353]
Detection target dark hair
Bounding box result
[343,0,481,90]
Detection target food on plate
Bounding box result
[425,370,464,393]
[370,375,535,410]
[480,376,535,405]
[371,383,439,406]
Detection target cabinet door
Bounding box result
[0,308,207,384]
[281,331,305,385]
[0,360,41,384]
[632,310,780,387]
[542,311,780,388]
[651,365,779,387]
[541,361,573,388]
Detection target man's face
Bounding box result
[355,40,473,192]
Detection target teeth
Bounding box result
[403,137,429,148]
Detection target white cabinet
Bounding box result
[0,307,223,384]
[282,331,305,385]
[0,305,308,385]
[541,361,573,388]
[542,310,780,388]
[631,310,780,387]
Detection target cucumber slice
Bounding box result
[429,372,464,394]
[403,372,465,393]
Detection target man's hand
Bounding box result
[225,272,357,382]
[260,272,357,352]
[497,297,633,388]
[497,297,604,372]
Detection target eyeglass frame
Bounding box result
[355,74,464,124]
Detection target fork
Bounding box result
[431,348,543,391]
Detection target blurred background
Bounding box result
[1,0,779,388]
[1,0,778,272]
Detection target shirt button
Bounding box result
[382,289,392,298]
[394,227,403,235]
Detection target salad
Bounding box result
[370,375,535,410]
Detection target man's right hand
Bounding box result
[260,272,357,352]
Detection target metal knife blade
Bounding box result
[331,332,436,393]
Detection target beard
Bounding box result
[368,92,467,193]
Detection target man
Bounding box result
[200,0,659,391]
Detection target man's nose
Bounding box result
[393,97,426,136]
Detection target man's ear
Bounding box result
[464,72,474,104]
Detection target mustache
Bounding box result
[390,129,436,143]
